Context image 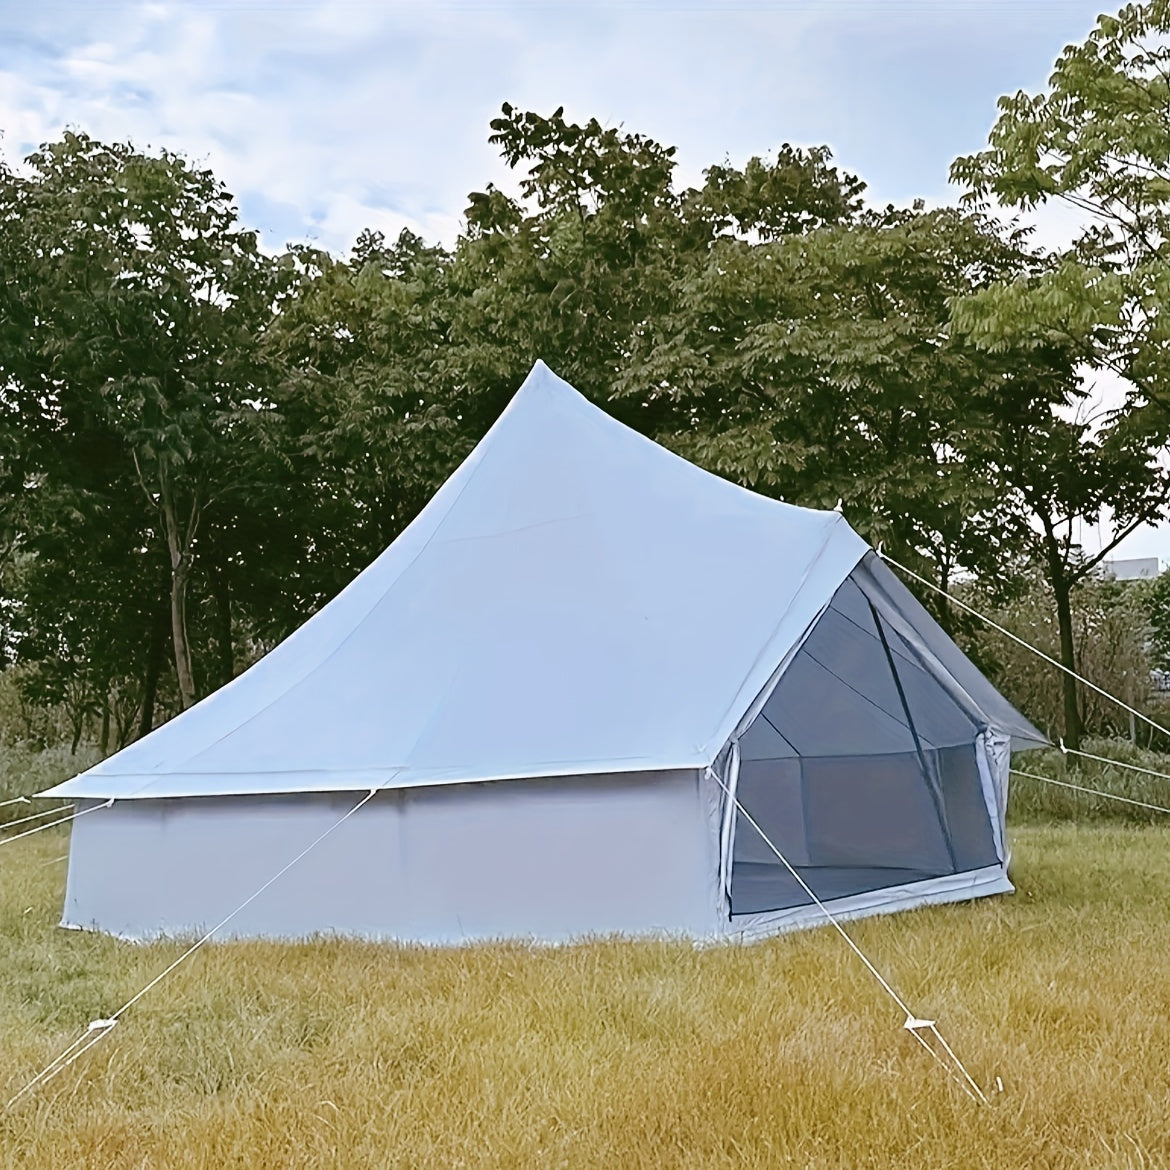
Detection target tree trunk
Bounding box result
[1052,575,1083,750]
[1043,530,1083,750]
[115,700,134,751]
[210,549,233,689]
[136,603,166,740]
[162,492,198,711]
[169,552,196,710]
[99,695,110,756]
[935,556,954,636]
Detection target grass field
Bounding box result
[1,793,1170,1167]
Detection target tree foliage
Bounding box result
[2,64,1168,751]
[0,133,280,715]
[959,571,1162,746]
[950,1,1170,744]
[950,0,1170,406]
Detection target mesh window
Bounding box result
[729,560,1001,916]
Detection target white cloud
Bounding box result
[0,0,953,254]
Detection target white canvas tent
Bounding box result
[45,361,1044,943]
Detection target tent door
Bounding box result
[726,559,1003,917]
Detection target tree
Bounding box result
[958,371,1170,747]
[949,1,1170,746]
[949,1,1170,405]
[1139,567,1170,674]
[6,104,1166,756]
[260,229,460,633]
[617,202,1084,622]
[449,104,687,421]
[451,106,875,462]
[0,133,280,709]
[959,568,1156,744]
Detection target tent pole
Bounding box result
[868,601,959,872]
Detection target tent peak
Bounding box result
[493,360,589,430]
[516,359,579,400]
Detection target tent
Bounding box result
[45,362,1044,944]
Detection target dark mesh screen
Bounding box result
[729,560,1001,916]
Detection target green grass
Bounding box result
[0,811,1169,1167]
[0,743,98,826]
[1009,737,1170,823]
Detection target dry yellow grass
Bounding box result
[0,822,1168,1168]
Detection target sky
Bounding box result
[0,0,1162,561]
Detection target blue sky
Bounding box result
[0,0,1109,253]
[1,0,1159,560]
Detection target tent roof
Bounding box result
[48,361,871,800]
